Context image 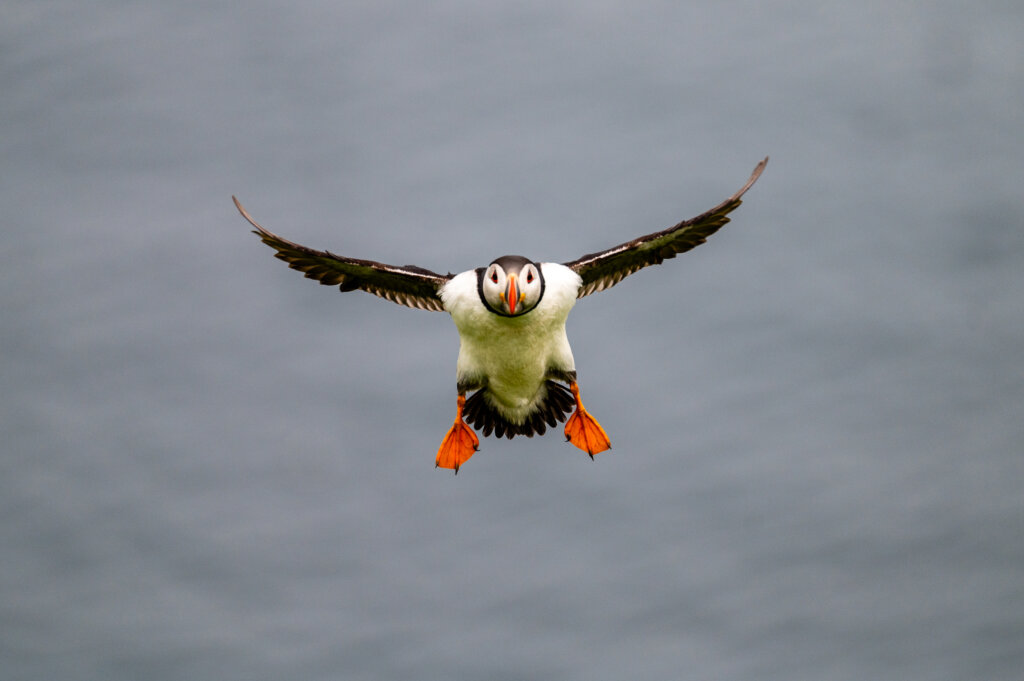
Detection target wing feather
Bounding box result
[564,157,767,298]
[234,197,450,311]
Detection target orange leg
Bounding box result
[564,382,611,458]
[435,394,480,474]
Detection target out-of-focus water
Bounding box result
[3,2,1022,680]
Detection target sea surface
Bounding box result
[3,2,1022,679]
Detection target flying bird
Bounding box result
[235,157,767,472]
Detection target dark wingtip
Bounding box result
[232,195,267,234]
[738,157,769,197]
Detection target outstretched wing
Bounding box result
[563,157,767,298]
[234,197,450,311]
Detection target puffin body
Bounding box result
[234,157,767,472]
[440,261,581,428]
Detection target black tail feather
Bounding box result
[463,381,574,440]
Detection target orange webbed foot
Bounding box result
[564,382,611,458]
[435,395,479,474]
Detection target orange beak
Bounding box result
[506,274,518,315]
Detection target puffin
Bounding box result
[234,157,766,472]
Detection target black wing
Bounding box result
[564,157,767,298]
[234,197,451,311]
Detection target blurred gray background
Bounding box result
[3,2,1022,680]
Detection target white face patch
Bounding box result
[481,263,508,313]
[517,263,543,313]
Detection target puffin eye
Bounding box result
[490,271,499,283]
[526,270,534,284]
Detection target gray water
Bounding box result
[3,2,1022,680]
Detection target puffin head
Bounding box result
[478,255,545,317]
